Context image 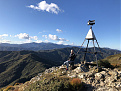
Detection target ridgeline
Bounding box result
[0,47,120,89]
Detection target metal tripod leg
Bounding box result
[83,39,89,64]
[96,39,103,57]
[93,40,98,68]
[77,39,86,54]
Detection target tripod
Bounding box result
[77,20,102,68]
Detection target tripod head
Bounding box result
[87,20,95,29]
[87,20,95,25]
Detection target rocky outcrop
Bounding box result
[71,66,121,91]
[3,63,121,91]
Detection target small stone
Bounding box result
[62,71,66,75]
[89,65,93,69]
[115,82,121,88]
[100,81,105,86]
[96,87,109,91]
[87,72,94,77]
[73,67,82,73]
[118,71,121,77]
[95,73,103,80]
[87,78,93,84]
[109,88,118,91]
[108,71,118,76]
[69,74,77,78]
[105,76,116,84]
[78,73,86,79]
[116,84,121,88]
[38,73,42,77]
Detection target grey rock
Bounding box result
[109,88,118,91]
[95,73,103,80]
[20,64,121,91]
[89,65,93,69]
[100,81,105,86]
[118,71,121,77]
[96,87,110,91]
[78,73,86,79]
[68,74,77,78]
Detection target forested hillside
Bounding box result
[0,47,120,88]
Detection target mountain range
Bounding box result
[0,42,73,51]
[0,46,121,88]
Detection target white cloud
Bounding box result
[24,39,32,43]
[14,33,69,45]
[59,38,69,41]
[27,1,61,14]
[29,5,34,8]
[38,31,46,34]
[42,35,48,39]
[15,33,38,41]
[2,34,8,37]
[71,42,74,45]
[0,40,11,43]
[35,40,43,43]
[57,41,64,44]
[48,34,59,40]
[56,29,63,33]
[45,39,49,43]
[30,36,38,40]
[0,34,8,38]
[15,33,29,39]
[48,34,69,42]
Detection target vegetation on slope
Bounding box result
[20,67,83,91]
[0,52,56,88]
[1,53,121,91]
[98,54,121,70]
[0,47,120,88]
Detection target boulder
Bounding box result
[100,71,108,76]
[95,73,103,80]
[73,67,82,73]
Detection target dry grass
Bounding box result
[3,86,14,91]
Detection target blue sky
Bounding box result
[0,0,120,50]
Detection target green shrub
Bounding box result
[98,60,113,68]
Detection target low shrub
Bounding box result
[98,60,113,68]
[25,72,84,91]
[25,74,73,91]
[70,78,83,90]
